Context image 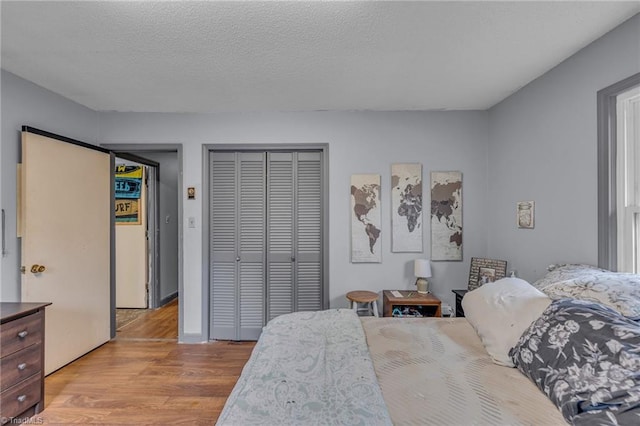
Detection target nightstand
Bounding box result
[452,290,468,317]
[382,291,441,317]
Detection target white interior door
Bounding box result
[21,129,112,375]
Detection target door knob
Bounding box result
[30,264,46,274]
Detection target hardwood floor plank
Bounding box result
[39,409,111,424]
[139,365,246,377]
[116,298,179,340]
[37,299,256,424]
[50,395,171,410]
[163,396,223,410]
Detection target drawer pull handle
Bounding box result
[17,330,28,338]
[17,363,27,370]
[17,395,27,403]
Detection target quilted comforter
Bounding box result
[216,309,392,425]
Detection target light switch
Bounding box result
[188,217,196,228]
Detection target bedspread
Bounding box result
[216,309,392,425]
[362,317,567,425]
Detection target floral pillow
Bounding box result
[532,264,608,289]
[509,299,640,425]
[532,264,640,319]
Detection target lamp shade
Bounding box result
[414,259,432,278]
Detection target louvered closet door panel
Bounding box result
[296,152,323,311]
[210,149,324,340]
[267,153,294,320]
[209,152,238,340]
[238,153,266,340]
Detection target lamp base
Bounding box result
[415,278,429,294]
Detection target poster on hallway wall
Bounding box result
[115,164,143,225]
[115,165,143,199]
[115,199,140,224]
[391,163,423,252]
[430,171,462,261]
[350,174,382,263]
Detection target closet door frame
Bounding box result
[202,144,329,340]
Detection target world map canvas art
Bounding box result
[430,171,462,261]
[350,174,382,263]
[391,163,422,252]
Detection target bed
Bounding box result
[217,265,640,425]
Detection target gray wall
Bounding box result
[135,151,179,304]
[98,110,490,335]
[487,14,640,282]
[0,70,98,301]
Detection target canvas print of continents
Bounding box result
[391,163,422,252]
[350,174,382,263]
[430,171,462,261]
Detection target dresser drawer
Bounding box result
[0,343,41,392]
[0,311,43,358]
[0,373,41,421]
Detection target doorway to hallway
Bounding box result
[104,143,183,341]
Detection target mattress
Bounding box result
[362,317,567,426]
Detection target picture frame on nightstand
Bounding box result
[468,257,507,291]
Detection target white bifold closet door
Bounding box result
[209,151,322,341]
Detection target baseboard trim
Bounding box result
[159,292,178,307]
[180,333,207,344]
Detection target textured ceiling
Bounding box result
[1,1,639,113]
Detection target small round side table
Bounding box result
[346,290,379,317]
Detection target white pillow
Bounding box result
[462,277,551,367]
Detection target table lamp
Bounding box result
[414,259,432,294]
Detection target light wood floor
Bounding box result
[37,300,256,425]
[116,298,179,340]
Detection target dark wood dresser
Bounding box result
[0,302,51,424]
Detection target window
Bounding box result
[616,86,640,273]
[597,73,640,272]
